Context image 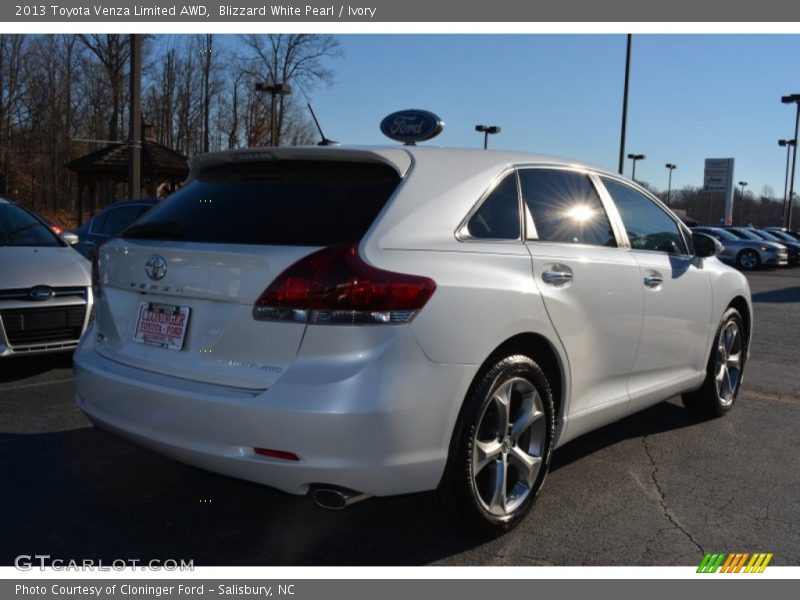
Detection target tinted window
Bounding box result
[0,204,62,247]
[466,173,520,240]
[519,169,616,247]
[124,161,400,246]
[728,228,760,241]
[770,230,797,243]
[95,205,148,236]
[752,229,780,242]
[602,178,687,254]
[702,228,737,242]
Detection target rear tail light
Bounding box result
[253,447,300,461]
[253,244,436,325]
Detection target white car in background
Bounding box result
[0,198,93,356]
[74,142,752,534]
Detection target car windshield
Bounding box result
[752,229,781,242]
[700,227,737,241]
[769,230,795,242]
[728,228,762,241]
[0,204,63,247]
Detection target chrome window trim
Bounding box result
[455,167,524,244]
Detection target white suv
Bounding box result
[74,145,751,533]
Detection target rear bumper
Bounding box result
[73,326,475,497]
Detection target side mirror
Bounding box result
[692,231,723,258]
[60,232,79,246]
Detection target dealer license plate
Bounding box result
[132,302,190,351]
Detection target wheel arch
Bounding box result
[465,332,568,438]
[728,295,752,349]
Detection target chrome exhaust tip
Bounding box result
[312,487,370,510]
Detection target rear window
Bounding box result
[123,160,401,246]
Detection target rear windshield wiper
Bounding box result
[123,220,186,240]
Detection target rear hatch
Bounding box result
[94,156,403,390]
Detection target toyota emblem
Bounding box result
[144,255,168,281]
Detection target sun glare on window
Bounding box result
[564,204,595,223]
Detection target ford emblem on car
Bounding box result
[380,109,445,144]
[28,285,55,301]
[144,255,168,281]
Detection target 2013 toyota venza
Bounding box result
[74,145,751,533]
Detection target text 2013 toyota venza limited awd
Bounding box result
[74,113,752,533]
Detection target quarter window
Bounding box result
[518,169,616,247]
[466,173,521,240]
[601,178,688,255]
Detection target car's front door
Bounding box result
[598,176,713,412]
[519,167,644,441]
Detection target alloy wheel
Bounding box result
[715,320,743,406]
[471,377,547,517]
[740,251,758,270]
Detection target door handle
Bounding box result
[643,271,663,288]
[542,268,574,285]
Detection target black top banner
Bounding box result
[4,0,800,22]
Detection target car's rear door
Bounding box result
[597,176,713,412]
[519,167,644,440]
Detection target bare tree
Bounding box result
[200,34,213,153]
[77,34,131,141]
[0,34,343,225]
[241,34,342,146]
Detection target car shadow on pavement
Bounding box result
[751,285,800,303]
[0,353,73,384]
[0,399,709,567]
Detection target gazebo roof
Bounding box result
[65,140,189,179]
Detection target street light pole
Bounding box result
[255,82,292,147]
[782,94,800,229]
[738,181,748,225]
[627,153,645,182]
[128,34,142,200]
[665,163,676,207]
[475,125,501,149]
[618,34,632,175]
[779,139,795,221]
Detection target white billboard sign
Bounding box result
[704,158,735,225]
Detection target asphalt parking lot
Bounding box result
[1,268,798,566]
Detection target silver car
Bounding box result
[693,226,788,270]
[0,198,93,356]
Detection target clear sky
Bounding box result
[298,34,800,197]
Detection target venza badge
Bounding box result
[144,255,168,281]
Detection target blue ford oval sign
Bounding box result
[28,285,55,301]
[380,109,444,144]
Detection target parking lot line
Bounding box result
[741,389,800,405]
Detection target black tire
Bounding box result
[736,249,761,271]
[682,307,747,417]
[436,355,555,535]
